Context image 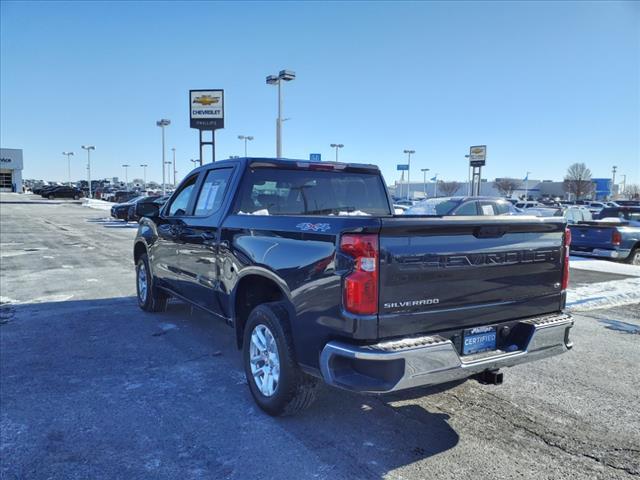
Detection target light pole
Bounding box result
[62,151,74,186]
[122,164,130,187]
[611,165,617,199]
[330,144,344,162]
[171,148,177,187]
[238,135,254,157]
[140,164,148,191]
[620,174,627,198]
[156,119,171,195]
[81,145,95,198]
[190,159,199,168]
[164,161,172,189]
[266,70,295,158]
[421,168,430,197]
[525,171,531,200]
[403,150,415,201]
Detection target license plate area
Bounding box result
[462,326,497,355]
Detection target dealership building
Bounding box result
[0,148,23,192]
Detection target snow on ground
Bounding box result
[566,277,640,312]
[83,199,113,211]
[570,255,640,277]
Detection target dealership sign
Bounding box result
[190,89,224,130]
[469,145,486,167]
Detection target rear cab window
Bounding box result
[233,167,391,216]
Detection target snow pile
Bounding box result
[566,278,640,311]
[83,199,113,211]
[337,210,371,216]
[570,256,640,277]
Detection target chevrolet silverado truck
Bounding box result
[133,158,573,416]
[568,207,640,265]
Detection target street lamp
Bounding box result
[238,135,254,157]
[266,69,296,158]
[612,165,618,199]
[164,161,172,190]
[421,168,430,197]
[190,159,199,168]
[171,148,177,187]
[122,164,130,187]
[330,144,344,162]
[525,171,532,200]
[403,150,415,201]
[156,118,171,195]
[140,164,148,190]
[81,145,95,197]
[62,151,74,186]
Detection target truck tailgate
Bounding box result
[569,223,616,250]
[378,216,565,337]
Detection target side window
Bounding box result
[167,175,198,216]
[494,202,511,215]
[478,202,497,216]
[194,168,232,216]
[453,202,478,215]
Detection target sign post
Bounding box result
[397,164,409,199]
[468,145,486,196]
[190,89,224,165]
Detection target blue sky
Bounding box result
[1,1,638,186]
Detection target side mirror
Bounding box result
[138,203,160,218]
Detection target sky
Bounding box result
[1,1,639,187]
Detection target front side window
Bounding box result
[167,175,198,216]
[194,168,232,216]
[453,201,479,216]
[233,168,390,216]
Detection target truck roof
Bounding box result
[188,157,381,175]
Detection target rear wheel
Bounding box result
[73,194,79,200]
[626,248,640,266]
[136,253,168,312]
[243,302,318,416]
[48,194,54,200]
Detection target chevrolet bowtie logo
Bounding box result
[193,95,219,106]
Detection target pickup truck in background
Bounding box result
[133,158,573,416]
[569,206,640,265]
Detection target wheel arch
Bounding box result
[231,273,293,349]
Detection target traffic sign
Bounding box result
[310,153,321,161]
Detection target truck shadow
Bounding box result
[1,296,460,479]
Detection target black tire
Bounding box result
[626,248,640,266]
[73,194,79,200]
[242,302,319,416]
[136,253,169,312]
[48,194,54,200]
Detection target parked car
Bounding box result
[133,158,573,416]
[43,186,83,200]
[405,196,520,216]
[595,206,640,222]
[514,200,542,209]
[112,190,139,203]
[110,196,147,220]
[564,206,593,224]
[127,195,168,222]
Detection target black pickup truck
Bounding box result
[133,158,573,416]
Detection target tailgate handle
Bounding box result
[474,226,508,238]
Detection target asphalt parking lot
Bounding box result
[1,193,639,480]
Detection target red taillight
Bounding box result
[341,233,379,315]
[612,231,622,246]
[562,228,571,290]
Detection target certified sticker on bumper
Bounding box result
[463,326,497,355]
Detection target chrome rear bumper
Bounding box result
[320,313,573,393]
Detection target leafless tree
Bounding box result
[493,178,521,197]
[624,184,640,199]
[438,181,461,196]
[563,163,594,200]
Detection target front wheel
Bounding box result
[136,253,169,312]
[626,248,640,266]
[243,302,318,416]
[48,194,54,200]
[73,194,80,200]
